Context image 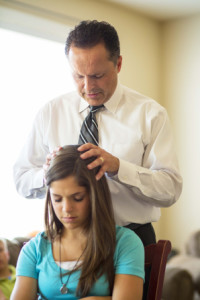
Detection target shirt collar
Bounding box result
[0,265,16,281]
[8,265,16,281]
[78,82,123,114]
[104,82,122,114]
[79,96,89,113]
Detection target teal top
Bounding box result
[0,265,16,300]
[16,226,144,299]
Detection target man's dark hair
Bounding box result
[65,20,120,64]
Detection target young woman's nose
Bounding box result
[62,198,73,213]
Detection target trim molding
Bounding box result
[0,0,81,25]
[0,0,81,42]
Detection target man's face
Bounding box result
[68,43,122,106]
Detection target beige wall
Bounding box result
[1,0,200,250]
[159,15,200,250]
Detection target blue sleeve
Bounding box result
[16,233,43,279]
[114,227,145,280]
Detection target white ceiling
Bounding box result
[103,0,200,20]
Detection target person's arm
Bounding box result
[78,108,182,207]
[80,274,143,300]
[10,276,37,300]
[11,237,39,300]
[0,288,7,300]
[112,274,143,300]
[13,109,49,199]
[115,108,182,207]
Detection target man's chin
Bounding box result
[80,92,105,105]
[84,96,106,106]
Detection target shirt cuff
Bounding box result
[117,158,139,186]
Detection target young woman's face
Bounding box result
[50,176,90,232]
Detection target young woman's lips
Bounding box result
[62,216,77,223]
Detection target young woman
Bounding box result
[11,145,144,300]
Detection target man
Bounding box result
[0,239,16,300]
[13,20,182,246]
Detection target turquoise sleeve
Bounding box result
[16,234,42,279]
[114,227,145,280]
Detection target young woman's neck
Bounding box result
[61,227,87,243]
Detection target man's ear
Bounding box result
[117,56,122,73]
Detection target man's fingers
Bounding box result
[78,143,119,176]
[96,167,106,180]
[99,157,104,164]
[43,164,49,171]
[46,146,62,163]
[78,143,95,151]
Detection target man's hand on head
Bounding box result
[43,146,62,184]
[78,143,119,180]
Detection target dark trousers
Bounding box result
[125,223,156,300]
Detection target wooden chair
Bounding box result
[144,240,172,300]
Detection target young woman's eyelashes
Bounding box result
[73,194,85,202]
[52,193,86,203]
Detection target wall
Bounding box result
[160,14,200,250]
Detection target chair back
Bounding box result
[145,240,171,300]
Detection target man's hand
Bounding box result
[43,146,62,183]
[78,143,119,180]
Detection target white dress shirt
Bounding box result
[13,83,182,226]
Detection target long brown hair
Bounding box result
[44,145,116,297]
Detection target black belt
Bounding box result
[125,222,151,230]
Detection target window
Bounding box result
[0,27,75,239]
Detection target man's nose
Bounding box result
[84,76,94,92]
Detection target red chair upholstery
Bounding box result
[145,240,172,300]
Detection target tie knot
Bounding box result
[90,105,104,113]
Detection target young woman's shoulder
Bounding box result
[22,231,51,255]
[115,225,144,257]
[115,225,143,246]
[114,226,145,279]
[16,232,52,276]
[16,232,51,279]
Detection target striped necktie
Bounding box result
[78,105,104,145]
